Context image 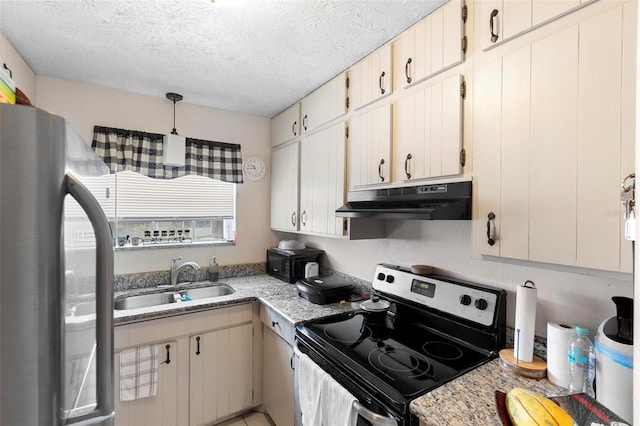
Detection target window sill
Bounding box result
[114,240,235,252]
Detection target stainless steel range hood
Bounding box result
[336,181,472,220]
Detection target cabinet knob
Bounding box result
[490,9,500,43]
[272,320,279,327]
[487,212,497,246]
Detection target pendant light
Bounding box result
[163,92,186,166]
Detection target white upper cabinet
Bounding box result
[474,3,635,272]
[270,142,300,232]
[393,74,464,183]
[299,122,347,236]
[350,44,393,110]
[271,103,301,147]
[348,104,392,189]
[394,0,465,89]
[300,72,347,134]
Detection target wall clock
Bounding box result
[242,156,266,181]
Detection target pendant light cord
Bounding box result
[172,100,178,135]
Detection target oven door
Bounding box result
[294,340,403,426]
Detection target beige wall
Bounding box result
[36,76,278,275]
[294,221,633,337]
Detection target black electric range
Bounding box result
[295,264,507,426]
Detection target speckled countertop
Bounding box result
[114,273,361,326]
[410,358,566,425]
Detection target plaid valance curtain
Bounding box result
[91,126,244,184]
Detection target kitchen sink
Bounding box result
[115,292,177,310]
[114,284,235,310]
[181,284,235,299]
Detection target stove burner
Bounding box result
[368,346,432,381]
[323,322,371,343]
[422,341,463,361]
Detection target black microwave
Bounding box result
[266,248,324,283]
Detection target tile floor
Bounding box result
[217,410,274,426]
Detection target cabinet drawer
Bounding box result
[260,304,294,345]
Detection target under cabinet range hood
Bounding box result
[336,181,472,220]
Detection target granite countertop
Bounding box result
[411,358,566,425]
[114,273,360,326]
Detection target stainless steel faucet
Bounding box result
[170,257,201,286]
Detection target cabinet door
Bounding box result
[271,142,300,231]
[353,44,393,110]
[349,104,392,188]
[301,73,347,134]
[189,324,253,426]
[300,123,346,236]
[529,26,578,266]
[114,341,178,426]
[262,326,294,426]
[271,104,300,147]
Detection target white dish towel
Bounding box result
[298,354,329,426]
[119,344,159,401]
[321,374,357,426]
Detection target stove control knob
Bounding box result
[377,272,386,281]
[459,294,472,306]
[386,275,395,283]
[475,298,488,310]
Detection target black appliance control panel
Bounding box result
[372,264,500,327]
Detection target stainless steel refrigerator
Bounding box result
[1,104,114,425]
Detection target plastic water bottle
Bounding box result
[567,326,596,397]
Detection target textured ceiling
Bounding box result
[1,0,446,117]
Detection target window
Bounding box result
[113,171,236,246]
[65,171,236,248]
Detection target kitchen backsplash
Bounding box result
[113,262,266,291]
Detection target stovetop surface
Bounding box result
[297,309,492,401]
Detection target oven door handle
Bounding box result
[352,401,399,426]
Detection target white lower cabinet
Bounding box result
[114,304,256,426]
[114,340,178,426]
[189,324,253,426]
[260,304,295,426]
[262,327,294,426]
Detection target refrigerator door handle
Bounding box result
[66,173,115,424]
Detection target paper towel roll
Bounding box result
[514,281,537,363]
[547,322,576,388]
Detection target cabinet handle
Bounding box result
[292,120,297,136]
[290,354,295,371]
[490,9,500,43]
[404,153,412,180]
[272,320,279,327]
[291,211,297,226]
[378,159,385,183]
[163,344,171,364]
[405,58,412,84]
[195,336,201,356]
[487,212,497,246]
[301,210,307,226]
[303,114,308,130]
[379,71,386,95]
